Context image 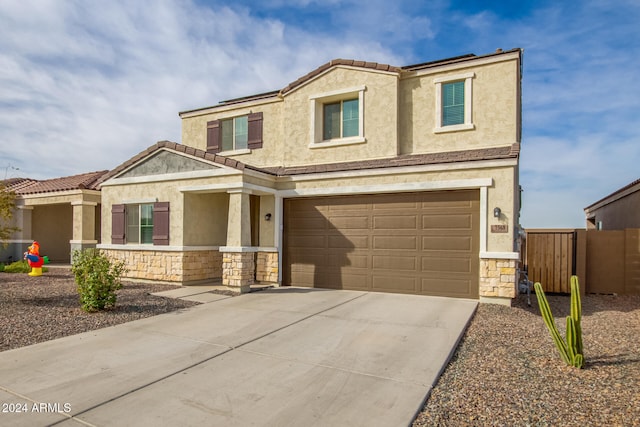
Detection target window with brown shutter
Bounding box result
[152,202,170,245]
[206,120,221,153]
[111,204,125,244]
[247,112,263,149]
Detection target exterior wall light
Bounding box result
[493,207,501,218]
[265,213,272,221]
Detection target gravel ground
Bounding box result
[0,268,199,352]
[414,291,640,427]
[2,270,639,425]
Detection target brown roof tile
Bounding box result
[280,58,401,95]
[6,170,109,195]
[95,141,271,186]
[262,144,520,176]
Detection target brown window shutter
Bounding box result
[247,112,263,149]
[153,202,170,245]
[206,120,221,153]
[111,204,125,244]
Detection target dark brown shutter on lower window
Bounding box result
[153,202,170,245]
[111,204,125,244]
[206,120,221,153]
[247,112,263,149]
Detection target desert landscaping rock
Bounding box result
[1,270,638,426]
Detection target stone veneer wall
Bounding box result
[256,251,279,283]
[102,249,222,284]
[222,252,255,292]
[479,258,517,298]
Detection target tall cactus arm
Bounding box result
[534,282,571,366]
[570,276,584,355]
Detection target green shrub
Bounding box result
[71,249,127,312]
[3,260,31,273]
[1,259,49,273]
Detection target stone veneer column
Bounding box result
[222,251,255,293]
[256,251,279,283]
[221,190,255,293]
[479,258,517,298]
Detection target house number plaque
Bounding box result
[491,224,508,233]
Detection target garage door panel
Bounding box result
[422,236,473,251]
[421,278,471,297]
[373,215,417,230]
[288,235,326,248]
[422,257,472,273]
[284,190,479,299]
[372,276,418,292]
[372,255,417,271]
[328,235,367,248]
[422,214,473,230]
[329,216,369,229]
[372,235,418,250]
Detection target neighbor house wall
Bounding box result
[586,190,640,230]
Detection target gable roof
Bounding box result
[95,140,271,186]
[5,170,109,195]
[180,48,522,116]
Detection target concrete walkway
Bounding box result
[0,288,477,427]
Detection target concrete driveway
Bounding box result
[0,288,477,427]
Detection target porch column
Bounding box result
[70,201,98,257]
[221,190,255,293]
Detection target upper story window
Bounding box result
[207,112,263,154]
[323,99,359,140]
[310,86,366,148]
[221,116,248,151]
[434,72,475,133]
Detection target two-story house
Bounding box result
[97,48,523,304]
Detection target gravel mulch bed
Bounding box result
[0,268,199,352]
[414,292,640,427]
[2,270,639,425]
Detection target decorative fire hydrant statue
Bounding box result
[24,241,44,277]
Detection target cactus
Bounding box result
[534,276,584,368]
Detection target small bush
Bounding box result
[71,249,127,312]
[3,260,31,273]
[1,259,49,274]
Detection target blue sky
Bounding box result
[1,0,638,228]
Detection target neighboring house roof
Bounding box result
[584,177,640,212]
[95,140,270,185]
[5,170,109,195]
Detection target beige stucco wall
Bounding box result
[399,59,520,155]
[183,193,228,245]
[100,173,245,246]
[281,67,399,165]
[181,99,285,167]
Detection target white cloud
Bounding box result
[0,0,399,180]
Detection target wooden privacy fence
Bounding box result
[523,228,640,294]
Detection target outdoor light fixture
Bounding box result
[493,207,501,218]
[264,213,272,221]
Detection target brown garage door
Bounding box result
[283,190,479,298]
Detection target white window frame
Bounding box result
[434,72,475,133]
[309,86,366,148]
[219,115,249,154]
[126,203,154,245]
